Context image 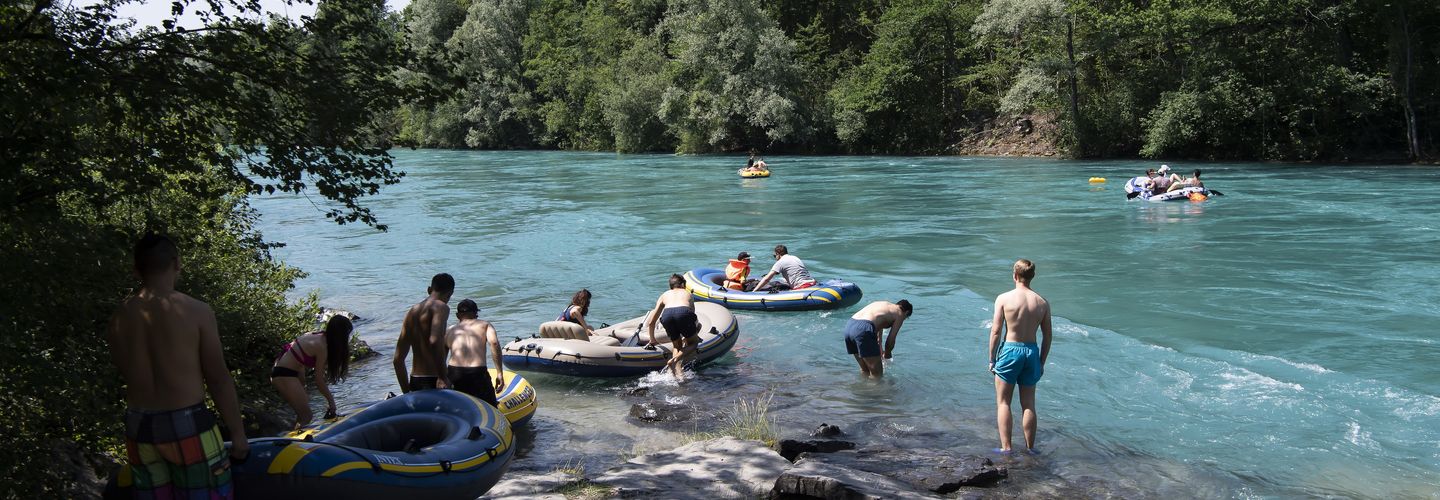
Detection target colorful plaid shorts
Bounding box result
[121,403,234,500]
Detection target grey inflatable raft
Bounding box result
[501,302,739,377]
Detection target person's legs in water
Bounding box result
[1019,385,1038,451]
[844,319,883,377]
[994,377,1016,451]
[270,373,313,429]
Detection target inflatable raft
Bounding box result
[229,390,514,500]
[1124,176,1210,201]
[684,267,863,311]
[739,168,771,178]
[501,302,739,377]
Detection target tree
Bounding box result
[657,0,808,152]
[447,0,540,148]
[0,0,410,493]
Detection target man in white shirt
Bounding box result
[751,244,817,291]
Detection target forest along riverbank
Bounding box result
[253,151,1440,498]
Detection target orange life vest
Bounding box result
[724,259,750,290]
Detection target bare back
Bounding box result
[107,290,210,410]
[996,287,1049,343]
[446,319,493,368]
[852,301,903,331]
[659,288,694,309]
[401,298,449,377]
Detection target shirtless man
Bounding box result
[445,299,504,407]
[106,233,247,499]
[1152,164,1175,192]
[394,273,454,392]
[844,300,913,378]
[645,274,702,379]
[988,259,1053,452]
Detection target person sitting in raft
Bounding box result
[724,252,752,291]
[271,314,353,428]
[1167,169,1204,192]
[1151,164,1175,192]
[445,299,504,407]
[644,274,703,380]
[558,288,596,335]
[1140,168,1158,192]
[751,244,816,291]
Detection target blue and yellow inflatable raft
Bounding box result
[684,267,863,311]
[230,390,514,499]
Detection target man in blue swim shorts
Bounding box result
[845,300,912,378]
[987,259,1052,453]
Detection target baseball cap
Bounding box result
[457,299,479,314]
[1158,164,1171,173]
[737,251,751,260]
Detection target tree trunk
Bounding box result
[1397,4,1422,160]
[1066,16,1082,155]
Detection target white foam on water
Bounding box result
[888,422,916,432]
[1216,369,1304,393]
[1345,421,1380,452]
[664,395,689,405]
[1058,323,1089,337]
[634,371,681,388]
[1383,388,1440,421]
[1242,352,1333,373]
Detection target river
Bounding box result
[250,151,1440,498]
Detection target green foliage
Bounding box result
[1,0,408,494]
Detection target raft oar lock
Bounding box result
[439,460,453,474]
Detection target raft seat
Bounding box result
[539,321,588,340]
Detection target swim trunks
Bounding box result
[843,319,880,358]
[409,375,438,391]
[122,402,234,499]
[447,366,498,407]
[993,342,1043,386]
[658,306,701,341]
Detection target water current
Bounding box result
[250,151,1440,498]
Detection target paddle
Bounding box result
[1126,191,1143,199]
[1208,189,1225,196]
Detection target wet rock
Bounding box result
[771,456,938,500]
[480,470,578,499]
[810,423,843,438]
[627,401,693,423]
[349,337,378,362]
[318,308,359,323]
[776,449,1006,496]
[777,439,857,462]
[593,436,789,498]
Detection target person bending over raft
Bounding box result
[845,300,912,378]
[988,259,1052,453]
[724,251,752,290]
[271,315,352,428]
[751,244,816,291]
[445,299,504,407]
[558,288,596,335]
[107,233,247,498]
[645,274,703,380]
[395,273,454,392]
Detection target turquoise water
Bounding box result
[251,151,1440,498]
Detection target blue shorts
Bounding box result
[993,342,1043,386]
[844,319,880,358]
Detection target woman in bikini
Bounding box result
[558,288,596,335]
[270,315,353,428]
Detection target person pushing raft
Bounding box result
[645,274,703,380]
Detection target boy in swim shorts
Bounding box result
[107,233,248,498]
[646,274,702,380]
[845,300,912,378]
[988,259,1052,453]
